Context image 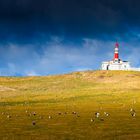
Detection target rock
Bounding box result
[100,118,104,121]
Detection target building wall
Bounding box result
[101,62,109,70]
[101,61,131,70]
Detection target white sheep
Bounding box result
[95,112,100,118]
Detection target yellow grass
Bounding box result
[0,70,140,139]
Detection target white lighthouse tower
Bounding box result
[101,42,131,70]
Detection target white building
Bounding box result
[101,60,131,70]
[101,42,131,70]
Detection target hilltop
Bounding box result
[0,70,140,139]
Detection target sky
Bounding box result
[0,0,140,76]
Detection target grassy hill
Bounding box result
[0,70,140,140]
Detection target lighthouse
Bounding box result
[101,42,131,70]
[114,42,119,62]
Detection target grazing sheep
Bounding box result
[90,119,94,122]
[33,112,36,116]
[32,121,36,126]
[130,108,135,112]
[130,108,136,117]
[131,111,136,117]
[95,112,100,118]
[58,112,62,115]
[48,116,52,119]
[7,115,11,119]
[104,112,109,117]
[132,112,136,117]
[72,112,77,115]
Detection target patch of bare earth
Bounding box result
[0,86,16,91]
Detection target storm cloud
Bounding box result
[0,0,140,40]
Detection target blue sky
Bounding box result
[0,0,140,76]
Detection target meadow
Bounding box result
[0,70,140,140]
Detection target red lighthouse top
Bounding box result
[114,42,119,61]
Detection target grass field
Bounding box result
[0,70,140,140]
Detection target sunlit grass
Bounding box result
[0,70,140,139]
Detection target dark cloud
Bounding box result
[0,0,140,41]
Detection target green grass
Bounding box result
[0,70,140,139]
